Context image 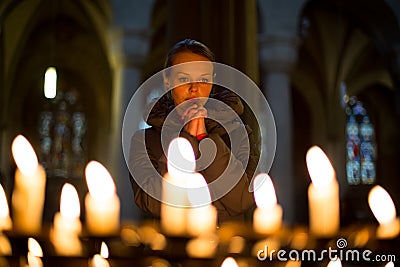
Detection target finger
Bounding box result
[182,107,202,121]
[188,109,207,120]
[184,118,199,136]
[181,104,198,120]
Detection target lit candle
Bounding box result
[27,238,43,267]
[90,242,110,267]
[186,234,218,258]
[0,184,12,231]
[51,183,82,255]
[11,135,46,235]
[306,146,339,237]
[161,137,194,236]
[368,185,400,239]
[252,173,282,235]
[0,185,11,256]
[85,161,120,236]
[186,173,217,237]
[327,258,342,267]
[221,257,239,267]
[385,262,394,267]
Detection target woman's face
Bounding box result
[165,51,214,107]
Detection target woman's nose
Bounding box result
[189,82,200,91]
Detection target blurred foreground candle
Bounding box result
[0,193,12,255]
[186,173,217,237]
[306,146,339,237]
[90,242,110,267]
[11,135,46,235]
[85,161,120,236]
[186,233,218,258]
[221,257,239,267]
[327,258,342,267]
[27,238,43,267]
[51,183,82,255]
[253,173,282,235]
[161,137,194,236]
[0,184,12,231]
[368,185,400,239]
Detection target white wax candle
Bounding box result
[51,183,82,255]
[253,173,282,235]
[308,180,339,236]
[187,205,217,236]
[368,185,400,239]
[253,205,283,235]
[85,161,120,236]
[161,138,195,236]
[376,219,400,239]
[0,184,12,231]
[306,146,340,237]
[186,172,217,236]
[161,172,188,236]
[11,135,46,235]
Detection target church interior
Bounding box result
[0,0,399,266]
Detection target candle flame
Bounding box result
[306,146,335,188]
[327,258,342,267]
[0,184,9,218]
[253,173,277,209]
[92,254,110,267]
[28,238,43,257]
[100,242,109,258]
[85,161,116,200]
[11,135,38,175]
[60,183,80,219]
[27,252,43,267]
[186,173,211,206]
[384,262,394,267]
[221,257,239,267]
[167,137,196,177]
[368,185,397,224]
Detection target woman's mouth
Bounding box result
[187,98,198,103]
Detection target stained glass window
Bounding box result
[345,96,376,185]
[38,87,87,179]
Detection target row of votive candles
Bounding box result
[161,137,400,240]
[0,135,120,256]
[11,237,111,267]
[1,135,399,254]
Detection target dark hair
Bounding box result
[164,39,215,70]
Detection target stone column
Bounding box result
[108,27,151,223]
[259,34,299,224]
[108,0,154,222]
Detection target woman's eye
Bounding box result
[200,78,209,83]
[178,77,189,83]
